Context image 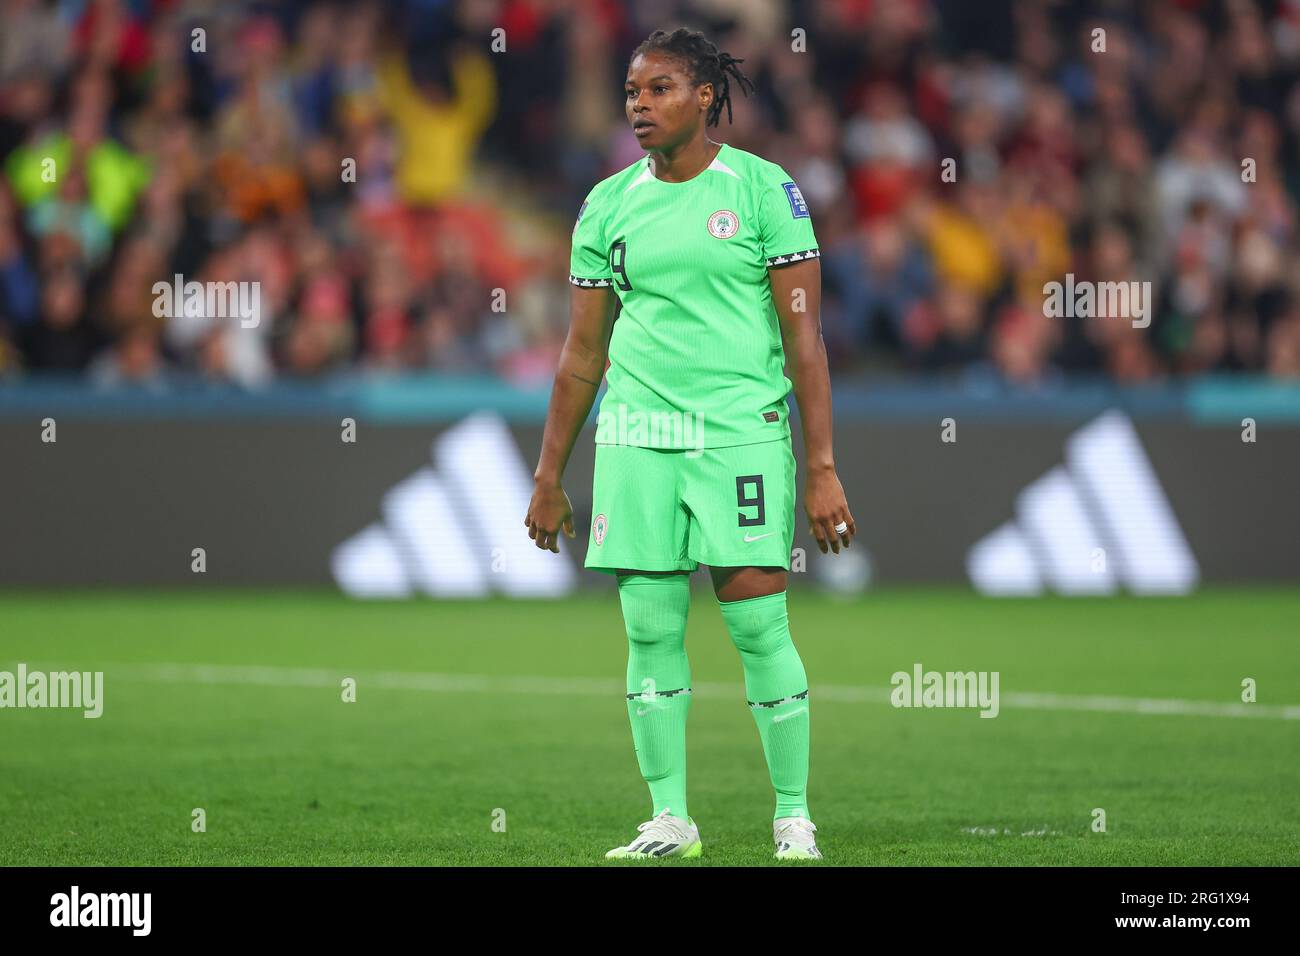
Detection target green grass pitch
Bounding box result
[1,588,1297,866]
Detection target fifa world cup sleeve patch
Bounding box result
[782,181,810,219]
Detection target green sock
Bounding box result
[618,573,692,819]
[718,590,810,820]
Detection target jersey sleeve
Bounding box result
[755,165,820,268]
[569,186,613,288]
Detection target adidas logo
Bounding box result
[331,413,577,598]
[967,410,1199,596]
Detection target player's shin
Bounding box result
[618,573,692,819]
[719,590,811,820]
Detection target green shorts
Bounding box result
[585,438,796,574]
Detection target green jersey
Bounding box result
[570,142,819,450]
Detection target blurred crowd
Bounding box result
[1,0,1299,387]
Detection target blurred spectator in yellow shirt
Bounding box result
[378,44,497,206]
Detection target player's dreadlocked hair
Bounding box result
[631,28,756,127]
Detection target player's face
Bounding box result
[624,53,711,151]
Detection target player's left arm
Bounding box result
[770,257,856,554]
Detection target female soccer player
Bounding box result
[525,27,855,860]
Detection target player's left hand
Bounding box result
[525,481,576,554]
[805,467,855,554]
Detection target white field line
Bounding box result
[8,661,1298,721]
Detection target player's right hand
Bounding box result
[525,482,575,553]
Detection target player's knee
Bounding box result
[728,628,790,666]
[617,573,690,650]
[624,617,683,651]
[719,591,794,659]
[737,632,788,659]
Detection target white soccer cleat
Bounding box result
[605,809,702,859]
[773,817,822,859]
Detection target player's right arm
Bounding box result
[525,284,616,553]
